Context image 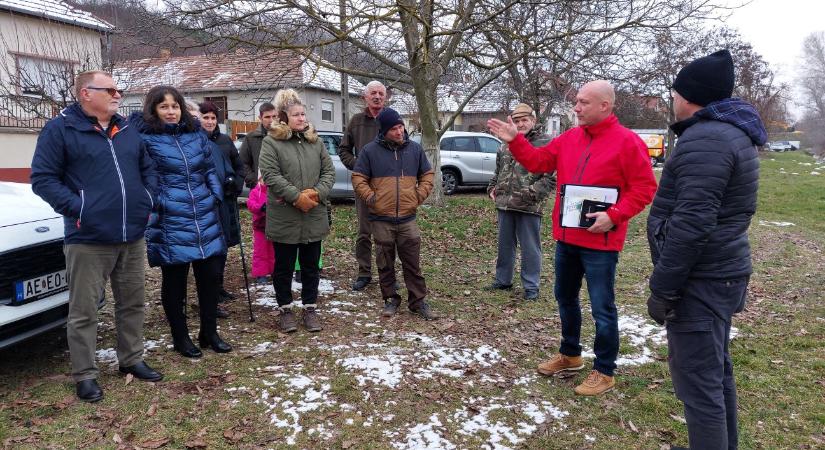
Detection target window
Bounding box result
[440,137,454,151]
[478,137,501,153]
[203,96,228,123]
[16,55,74,100]
[452,137,477,152]
[321,100,334,122]
[320,135,340,155]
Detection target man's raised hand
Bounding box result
[487,116,518,143]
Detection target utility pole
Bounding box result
[340,0,349,131]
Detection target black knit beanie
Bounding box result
[377,108,404,135]
[672,49,735,106]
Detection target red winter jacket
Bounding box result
[508,114,657,251]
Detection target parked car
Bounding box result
[0,182,102,349]
[411,131,502,195]
[318,131,355,200]
[769,141,792,152]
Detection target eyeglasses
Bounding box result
[85,86,124,96]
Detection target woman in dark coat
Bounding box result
[199,101,245,303]
[130,85,232,358]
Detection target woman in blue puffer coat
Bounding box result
[130,85,232,358]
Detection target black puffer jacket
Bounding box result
[647,98,766,297]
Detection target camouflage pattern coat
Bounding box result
[487,127,556,216]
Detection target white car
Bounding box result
[769,141,792,152]
[411,131,502,195]
[0,182,100,349]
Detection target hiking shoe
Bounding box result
[523,290,539,301]
[537,353,584,376]
[302,308,323,332]
[483,281,513,291]
[409,301,438,320]
[382,297,402,317]
[216,305,230,319]
[352,276,371,291]
[278,308,298,333]
[574,370,615,396]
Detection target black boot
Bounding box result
[198,331,232,353]
[173,335,203,358]
[76,379,103,403]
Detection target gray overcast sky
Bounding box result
[725,0,824,116]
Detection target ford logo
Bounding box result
[35,226,50,233]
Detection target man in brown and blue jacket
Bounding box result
[486,103,556,300]
[352,108,436,319]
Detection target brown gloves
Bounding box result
[293,189,319,213]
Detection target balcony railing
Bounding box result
[0,95,58,129]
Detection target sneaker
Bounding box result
[574,370,615,396]
[278,308,298,333]
[409,301,438,320]
[255,276,269,285]
[523,290,539,301]
[382,297,402,317]
[352,276,371,291]
[537,353,584,376]
[303,308,323,332]
[483,281,512,291]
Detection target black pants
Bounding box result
[160,255,223,340]
[273,241,321,307]
[217,253,227,291]
[667,277,748,450]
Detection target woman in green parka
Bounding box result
[258,89,335,333]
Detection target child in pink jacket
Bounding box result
[247,179,275,282]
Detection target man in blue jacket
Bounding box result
[31,71,163,403]
[646,50,766,450]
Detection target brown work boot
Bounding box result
[574,370,615,396]
[537,353,584,376]
[278,308,298,333]
[302,307,323,332]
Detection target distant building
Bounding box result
[114,50,365,134]
[0,0,112,182]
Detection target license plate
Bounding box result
[13,270,68,305]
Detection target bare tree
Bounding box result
[797,32,825,155]
[161,0,724,202]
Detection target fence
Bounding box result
[0,96,57,128]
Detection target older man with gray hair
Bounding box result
[339,80,387,291]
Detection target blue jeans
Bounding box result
[554,241,619,376]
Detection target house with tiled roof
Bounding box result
[114,50,365,134]
[0,0,113,182]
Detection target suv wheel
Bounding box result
[442,169,459,195]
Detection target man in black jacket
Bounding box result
[646,50,766,450]
[239,102,276,188]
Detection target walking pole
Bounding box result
[234,201,256,322]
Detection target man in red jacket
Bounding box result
[488,80,657,395]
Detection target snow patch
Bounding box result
[393,414,456,450]
[759,220,795,227]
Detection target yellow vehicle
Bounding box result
[632,129,667,167]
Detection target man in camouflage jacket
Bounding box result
[485,103,556,300]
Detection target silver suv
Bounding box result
[318,131,355,200]
[412,131,502,195]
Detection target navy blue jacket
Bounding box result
[31,103,158,244]
[130,113,226,267]
[206,128,243,247]
[647,98,765,297]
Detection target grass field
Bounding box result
[1,151,823,449]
